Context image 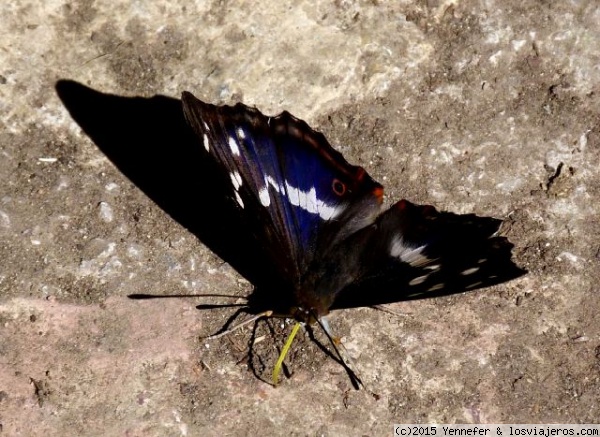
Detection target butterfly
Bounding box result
[181,92,526,385]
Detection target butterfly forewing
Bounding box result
[182,92,383,284]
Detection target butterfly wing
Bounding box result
[332,199,526,310]
[181,92,384,284]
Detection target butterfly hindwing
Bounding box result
[332,199,526,309]
[182,92,384,283]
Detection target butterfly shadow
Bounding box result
[55,80,279,294]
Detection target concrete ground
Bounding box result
[1,1,599,435]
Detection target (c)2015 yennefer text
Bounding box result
[394,426,600,437]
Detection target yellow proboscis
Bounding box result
[272,321,301,386]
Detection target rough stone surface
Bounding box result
[1,1,599,435]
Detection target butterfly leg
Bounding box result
[317,316,363,390]
[204,310,274,340]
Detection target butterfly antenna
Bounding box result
[315,314,363,390]
[128,293,246,300]
[204,310,273,340]
[272,321,302,386]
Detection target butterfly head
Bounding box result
[290,280,340,324]
[289,306,318,324]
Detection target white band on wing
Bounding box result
[258,175,341,220]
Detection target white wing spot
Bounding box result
[234,191,244,208]
[317,200,340,220]
[305,187,317,214]
[259,187,270,207]
[300,187,319,215]
[409,275,429,286]
[390,236,428,266]
[228,136,240,156]
[478,258,487,264]
[230,171,242,190]
[266,175,282,193]
[427,283,445,292]
[425,264,441,271]
[203,133,210,151]
[285,180,300,206]
[202,121,210,131]
[466,281,483,290]
[236,127,246,139]
[461,267,480,276]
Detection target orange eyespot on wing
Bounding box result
[332,179,346,196]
